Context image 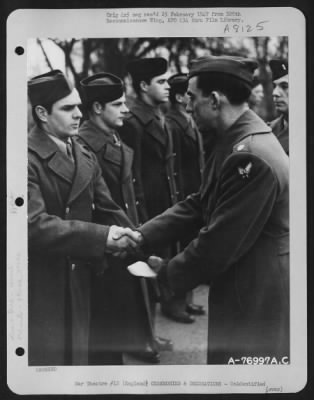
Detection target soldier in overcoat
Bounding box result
[268,59,289,155]
[28,70,140,366]
[78,73,158,364]
[138,56,290,364]
[162,73,206,323]
[118,57,176,349]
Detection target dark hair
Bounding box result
[131,76,153,97]
[31,102,54,126]
[169,85,187,105]
[196,72,252,105]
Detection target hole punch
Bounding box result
[15,46,24,55]
[15,197,24,207]
[16,347,25,356]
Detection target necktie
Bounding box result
[66,139,74,162]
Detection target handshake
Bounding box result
[106,225,144,255]
[106,226,166,274]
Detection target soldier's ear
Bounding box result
[92,101,104,115]
[175,93,184,104]
[210,91,221,110]
[34,105,48,122]
[140,80,149,93]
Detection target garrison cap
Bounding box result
[168,73,189,94]
[28,69,73,106]
[80,72,124,104]
[127,57,168,82]
[269,59,288,81]
[189,55,258,87]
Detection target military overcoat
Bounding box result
[140,110,290,364]
[78,120,152,360]
[269,114,289,155]
[165,107,204,200]
[119,98,177,225]
[28,126,132,365]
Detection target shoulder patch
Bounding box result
[237,161,253,179]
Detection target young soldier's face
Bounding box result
[272,76,289,116]
[45,89,82,139]
[100,94,129,129]
[146,73,170,104]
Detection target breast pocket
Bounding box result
[103,143,122,166]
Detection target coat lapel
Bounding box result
[131,99,167,147]
[121,143,134,183]
[66,139,95,205]
[47,153,75,184]
[28,126,75,184]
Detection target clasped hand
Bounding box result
[106,225,143,254]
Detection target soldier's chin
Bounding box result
[275,105,286,114]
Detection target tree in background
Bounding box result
[29,36,288,121]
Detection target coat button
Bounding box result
[125,203,129,209]
[65,207,70,214]
[136,201,140,205]
[133,178,136,183]
[173,172,177,177]
[71,263,76,270]
[167,176,170,181]
[92,203,95,210]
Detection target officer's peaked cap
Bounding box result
[28,69,74,106]
[269,59,288,81]
[80,72,124,104]
[189,55,258,87]
[127,57,168,82]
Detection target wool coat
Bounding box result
[165,107,204,201]
[269,114,289,155]
[140,110,290,364]
[78,120,153,361]
[28,126,132,365]
[119,98,178,225]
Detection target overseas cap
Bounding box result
[80,72,124,104]
[28,69,74,106]
[189,55,258,87]
[127,57,168,82]
[269,59,288,81]
[168,73,189,93]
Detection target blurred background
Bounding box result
[27,36,288,127]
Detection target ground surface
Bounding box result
[125,285,209,365]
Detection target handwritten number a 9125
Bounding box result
[224,20,268,34]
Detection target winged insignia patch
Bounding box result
[238,162,252,179]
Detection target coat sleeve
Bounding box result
[165,153,279,293]
[146,153,278,293]
[139,192,204,247]
[28,159,125,259]
[119,118,149,223]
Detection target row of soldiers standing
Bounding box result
[27,54,289,366]
[78,58,206,365]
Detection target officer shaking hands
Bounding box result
[119,55,290,365]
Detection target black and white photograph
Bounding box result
[6,7,306,395]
